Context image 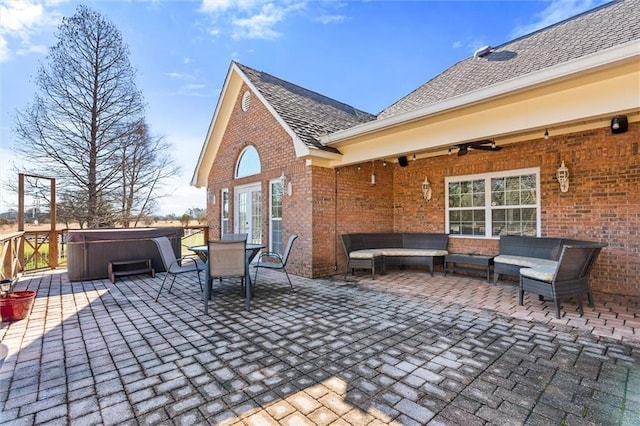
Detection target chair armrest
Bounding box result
[177,255,204,270]
[257,251,283,262]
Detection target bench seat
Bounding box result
[493,255,558,269]
[341,233,449,279]
[378,248,449,257]
[493,235,605,284]
[520,265,556,282]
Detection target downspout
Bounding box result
[334,167,339,271]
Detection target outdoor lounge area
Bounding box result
[1,267,638,425]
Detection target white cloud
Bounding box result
[165,71,195,79]
[315,14,345,24]
[452,41,462,49]
[199,0,305,40]
[511,0,606,38]
[0,0,62,63]
[231,3,287,39]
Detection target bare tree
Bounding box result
[117,122,180,228]
[12,5,177,228]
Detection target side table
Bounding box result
[444,254,494,282]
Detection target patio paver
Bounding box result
[1,267,639,425]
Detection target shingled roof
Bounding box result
[235,63,376,153]
[379,0,640,120]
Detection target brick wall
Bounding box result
[337,123,639,296]
[207,85,638,295]
[206,85,308,277]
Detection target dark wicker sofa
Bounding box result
[493,235,605,284]
[340,233,449,279]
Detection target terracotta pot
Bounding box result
[0,291,36,322]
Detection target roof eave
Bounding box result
[320,39,640,147]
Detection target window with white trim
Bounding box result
[221,188,229,238]
[270,179,283,255]
[446,168,540,237]
[235,146,261,178]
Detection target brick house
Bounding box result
[192,0,640,296]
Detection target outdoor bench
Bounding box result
[340,233,449,279]
[493,235,604,284]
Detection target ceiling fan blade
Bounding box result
[470,145,497,151]
[468,139,494,147]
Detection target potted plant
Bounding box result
[0,278,36,322]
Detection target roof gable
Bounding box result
[379,0,640,119]
[235,62,376,152]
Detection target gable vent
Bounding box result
[241,91,251,112]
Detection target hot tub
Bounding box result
[66,227,183,281]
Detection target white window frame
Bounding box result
[235,146,261,178]
[269,178,284,255]
[220,188,229,238]
[445,167,541,239]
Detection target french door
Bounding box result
[234,184,262,244]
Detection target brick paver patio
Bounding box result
[1,267,639,425]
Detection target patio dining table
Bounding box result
[188,243,265,312]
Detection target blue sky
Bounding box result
[0,0,607,216]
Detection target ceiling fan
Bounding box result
[449,139,502,156]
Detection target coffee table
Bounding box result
[444,254,494,282]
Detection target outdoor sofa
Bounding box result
[493,235,606,284]
[340,233,449,279]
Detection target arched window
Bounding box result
[235,146,261,178]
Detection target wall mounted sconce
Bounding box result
[280,172,292,196]
[422,177,432,201]
[611,115,628,134]
[556,161,569,193]
[370,161,376,186]
[207,188,216,205]
[544,128,549,140]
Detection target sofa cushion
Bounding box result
[520,266,556,282]
[380,248,448,257]
[494,255,558,269]
[349,249,383,259]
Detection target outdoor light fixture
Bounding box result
[422,177,432,201]
[610,115,628,134]
[207,188,216,205]
[448,147,452,155]
[370,161,376,186]
[398,156,409,167]
[556,161,569,193]
[544,128,549,140]
[280,172,292,196]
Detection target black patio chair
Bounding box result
[253,234,298,289]
[519,243,606,318]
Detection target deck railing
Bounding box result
[1,231,25,280]
[0,225,209,279]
